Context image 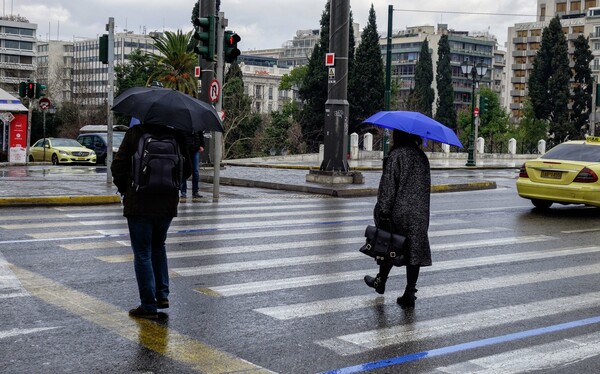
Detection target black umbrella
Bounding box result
[112,86,223,133]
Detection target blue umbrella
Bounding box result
[129,117,140,127]
[363,111,463,148]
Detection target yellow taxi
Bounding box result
[516,136,600,209]
[29,138,96,165]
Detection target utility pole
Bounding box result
[106,17,115,183]
[383,4,393,156]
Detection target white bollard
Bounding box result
[318,143,324,164]
[441,143,450,153]
[476,137,485,154]
[508,138,517,155]
[363,133,373,151]
[350,132,359,160]
[537,139,546,155]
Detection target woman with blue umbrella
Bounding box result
[363,128,433,309]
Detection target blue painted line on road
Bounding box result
[318,315,600,374]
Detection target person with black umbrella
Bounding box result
[111,122,191,319]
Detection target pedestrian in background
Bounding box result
[180,131,205,198]
[364,129,432,309]
[111,123,191,319]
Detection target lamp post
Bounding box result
[461,60,487,167]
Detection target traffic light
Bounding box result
[479,96,489,116]
[223,31,241,63]
[25,82,35,98]
[99,34,108,64]
[35,83,46,99]
[192,16,215,61]
[18,82,26,98]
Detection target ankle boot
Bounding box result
[364,274,386,294]
[397,287,417,308]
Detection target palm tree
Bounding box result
[147,30,197,95]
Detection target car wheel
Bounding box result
[51,153,59,165]
[532,199,553,209]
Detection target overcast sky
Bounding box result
[8,0,538,50]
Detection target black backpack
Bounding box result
[131,132,183,193]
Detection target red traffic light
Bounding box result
[227,33,241,46]
[26,82,35,98]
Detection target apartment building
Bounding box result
[71,32,159,107]
[505,0,600,121]
[383,25,497,114]
[37,41,74,103]
[0,16,36,97]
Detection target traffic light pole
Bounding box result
[106,17,115,183]
[212,12,225,201]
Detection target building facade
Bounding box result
[505,0,600,121]
[71,32,160,107]
[238,63,295,114]
[383,25,496,115]
[37,40,74,103]
[0,16,36,97]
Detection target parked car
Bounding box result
[77,132,125,165]
[29,138,96,165]
[516,136,600,209]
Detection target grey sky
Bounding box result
[9,0,537,50]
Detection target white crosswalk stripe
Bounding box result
[7,197,600,373]
[433,330,600,373]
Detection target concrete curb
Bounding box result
[203,176,497,198]
[0,195,120,207]
[220,162,519,171]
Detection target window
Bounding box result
[4,40,19,49]
[268,87,273,100]
[571,1,581,11]
[556,3,567,12]
[4,27,19,35]
[586,0,597,10]
[255,85,262,97]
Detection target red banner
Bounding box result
[9,113,27,148]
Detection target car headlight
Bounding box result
[89,150,95,155]
[59,150,68,155]
[113,147,119,152]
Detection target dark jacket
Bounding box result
[111,124,192,218]
[374,144,432,266]
[185,132,205,154]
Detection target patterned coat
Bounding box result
[373,144,432,266]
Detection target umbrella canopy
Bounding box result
[363,111,463,148]
[112,86,223,133]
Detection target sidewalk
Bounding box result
[0,155,518,206]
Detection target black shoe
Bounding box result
[128,306,158,319]
[192,193,202,198]
[397,287,417,309]
[364,275,386,294]
[157,298,169,309]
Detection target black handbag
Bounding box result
[359,225,406,266]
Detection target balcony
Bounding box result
[512,50,527,57]
[510,90,526,96]
[510,103,523,110]
[511,63,527,70]
[527,36,541,43]
[512,37,527,43]
[511,77,527,83]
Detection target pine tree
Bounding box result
[434,34,457,130]
[413,38,435,117]
[571,35,593,138]
[299,1,330,151]
[348,4,384,132]
[529,16,572,142]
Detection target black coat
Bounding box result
[374,144,432,266]
[111,124,192,218]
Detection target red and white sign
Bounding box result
[39,97,51,110]
[474,107,480,117]
[217,110,225,121]
[194,66,201,78]
[208,79,220,103]
[325,53,335,66]
[9,113,27,163]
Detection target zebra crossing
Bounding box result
[2,196,600,373]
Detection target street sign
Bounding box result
[0,112,14,123]
[217,110,225,121]
[325,53,335,66]
[39,97,51,110]
[194,66,201,78]
[474,107,480,117]
[208,79,220,103]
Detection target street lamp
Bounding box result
[461,60,487,167]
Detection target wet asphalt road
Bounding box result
[2,170,600,373]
